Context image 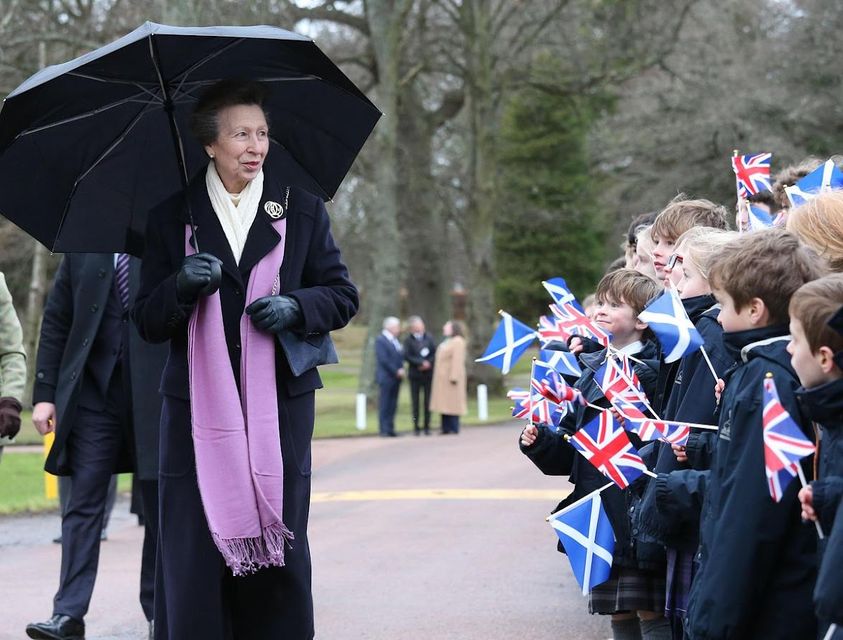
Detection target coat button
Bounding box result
[82,338,89,346]
[98,269,106,278]
[37,371,45,379]
[234,288,242,296]
[90,304,99,312]
[234,343,241,350]
[70,370,77,380]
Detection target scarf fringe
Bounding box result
[214,522,295,577]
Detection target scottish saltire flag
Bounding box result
[785,159,843,207]
[762,376,815,469]
[638,288,704,363]
[595,356,648,418]
[748,204,774,231]
[570,411,648,489]
[542,277,584,312]
[476,311,537,374]
[732,152,772,198]
[540,348,583,379]
[549,302,611,347]
[548,491,615,596]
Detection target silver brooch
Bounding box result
[264,200,284,219]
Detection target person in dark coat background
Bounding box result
[686,230,824,640]
[403,315,436,435]
[26,253,167,640]
[133,79,358,640]
[375,316,405,437]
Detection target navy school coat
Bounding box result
[686,326,817,640]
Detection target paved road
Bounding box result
[0,423,610,639]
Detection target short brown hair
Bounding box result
[595,268,661,316]
[789,275,843,354]
[786,190,843,272]
[650,194,729,243]
[708,228,827,325]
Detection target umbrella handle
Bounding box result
[148,34,200,251]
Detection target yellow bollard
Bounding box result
[43,431,58,500]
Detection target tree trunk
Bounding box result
[357,0,413,396]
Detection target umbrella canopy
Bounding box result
[0,22,380,255]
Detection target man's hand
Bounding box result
[419,360,432,372]
[396,368,405,380]
[33,402,56,435]
[520,424,538,447]
[798,485,816,522]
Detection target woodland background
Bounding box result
[0,0,840,398]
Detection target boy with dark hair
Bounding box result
[686,228,826,640]
[789,275,843,639]
[520,269,671,640]
[649,195,729,283]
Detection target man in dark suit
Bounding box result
[375,316,405,437]
[26,254,167,640]
[403,315,437,436]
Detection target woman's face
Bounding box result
[443,322,453,337]
[205,104,269,192]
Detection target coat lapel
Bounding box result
[186,176,242,286]
[238,177,285,280]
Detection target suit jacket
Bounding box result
[132,168,358,402]
[375,333,404,386]
[403,332,436,380]
[33,254,166,476]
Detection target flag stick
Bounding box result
[822,624,838,640]
[796,464,825,539]
[699,345,719,383]
[528,358,536,426]
[546,481,614,521]
[643,469,658,478]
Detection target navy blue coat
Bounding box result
[638,299,733,549]
[132,169,357,640]
[796,378,843,633]
[521,341,662,570]
[375,333,404,386]
[687,326,817,640]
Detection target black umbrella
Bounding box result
[0,22,380,255]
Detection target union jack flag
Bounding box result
[548,302,611,347]
[536,369,584,407]
[626,418,691,445]
[508,388,567,427]
[767,463,800,503]
[569,411,648,489]
[762,377,815,498]
[732,152,772,199]
[538,315,568,346]
[595,355,649,419]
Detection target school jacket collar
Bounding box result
[796,378,843,429]
[721,324,791,363]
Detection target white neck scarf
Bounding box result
[205,161,264,264]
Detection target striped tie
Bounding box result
[115,253,130,310]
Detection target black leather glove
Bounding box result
[176,253,222,304]
[245,295,302,333]
[0,396,22,439]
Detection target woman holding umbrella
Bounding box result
[133,79,358,640]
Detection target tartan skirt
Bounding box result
[589,565,666,615]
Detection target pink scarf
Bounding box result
[185,218,293,575]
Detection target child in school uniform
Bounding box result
[519,269,671,640]
[685,228,825,640]
[788,275,843,639]
[634,227,737,639]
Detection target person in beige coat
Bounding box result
[429,320,467,434]
[0,271,26,460]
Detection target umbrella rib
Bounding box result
[52,102,157,252]
[13,90,159,141]
[169,38,247,97]
[67,72,163,101]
